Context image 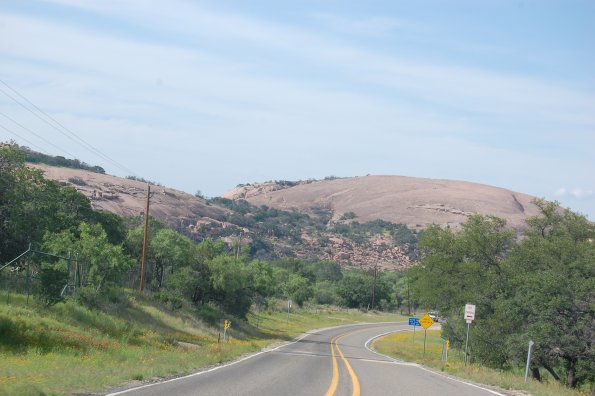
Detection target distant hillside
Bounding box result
[33,164,228,227]
[222,176,541,231]
[22,145,106,173]
[34,164,542,271]
[33,166,415,270]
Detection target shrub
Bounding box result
[68,176,87,186]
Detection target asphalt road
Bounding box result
[107,322,506,396]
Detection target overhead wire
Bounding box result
[0,122,50,155]
[0,78,138,176]
[0,111,78,159]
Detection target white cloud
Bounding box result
[570,189,594,199]
[553,187,594,200]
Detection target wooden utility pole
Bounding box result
[236,232,242,259]
[140,184,150,292]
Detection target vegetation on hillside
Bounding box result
[19,144,105,173]
[208,197,418,262]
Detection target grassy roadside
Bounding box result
[0,292,404,396]
[372,329,588,396]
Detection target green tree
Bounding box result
[208,255,251,317]
[336,271,373,309]
[151,229,195,289]
[409,215,516,365]
[283,273,312,307]
[1,144,86,261]
[503,201,595,388]
[43,222,134,293]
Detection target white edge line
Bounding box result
[106,321,406,395]
[363,330,508,396]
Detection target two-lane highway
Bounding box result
[107,322,506,396]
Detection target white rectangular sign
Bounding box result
[464,304,476,321]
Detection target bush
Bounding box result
[38,265,69,306]
[68,176,87,186]
[76,286,102,309]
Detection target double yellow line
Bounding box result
[325,330,361,396]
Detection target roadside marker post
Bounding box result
[524,340,535,383]
[464,304,476,365]
[223,320,231,343]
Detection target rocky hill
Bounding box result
[222,175,541,231]
[33,165,542,271]
[33,164,229,231]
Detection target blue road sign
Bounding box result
[409,317,421,327]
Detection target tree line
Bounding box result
[409,204,594,389]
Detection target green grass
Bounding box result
[0,293,404,396]
[373,329,589,396]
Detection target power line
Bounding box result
[0,111,78,159]
[0,79,138,176]
[0,123,50,155]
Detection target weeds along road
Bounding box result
[107,322,505,396]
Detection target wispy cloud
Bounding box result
[309,13,426,38]
[555,187,594,199]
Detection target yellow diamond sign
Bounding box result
[419,313,435,330]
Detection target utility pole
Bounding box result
[407,276,411,315]
[236,232,242,260]
[371,264,378,310]
[140,184,150,292]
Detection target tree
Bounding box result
[43,222,134,293]
[208,255,251,317]
[283,273,312,307]
[503,201,595,388]
[0,142,98,263]
[409,215,516,366]
[410,215,514,313]
[151,229,195,290]
[336,271,373,309]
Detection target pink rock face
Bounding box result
[223,175,540,232]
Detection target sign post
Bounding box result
[223,319,231,343]
[464,304,476,365]
[419,313,435,357]
[524,340,535,383]
[408,317,420,343]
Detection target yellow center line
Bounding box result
[324,335,340,396]
[325,328,372,396]
[336,332,361,396]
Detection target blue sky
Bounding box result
[1,0,594,219]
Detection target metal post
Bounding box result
[286,300,291,327]
[464,322,471,365]
[26,257,30,305]
[423,329,427,357]
[524,340,535,383]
